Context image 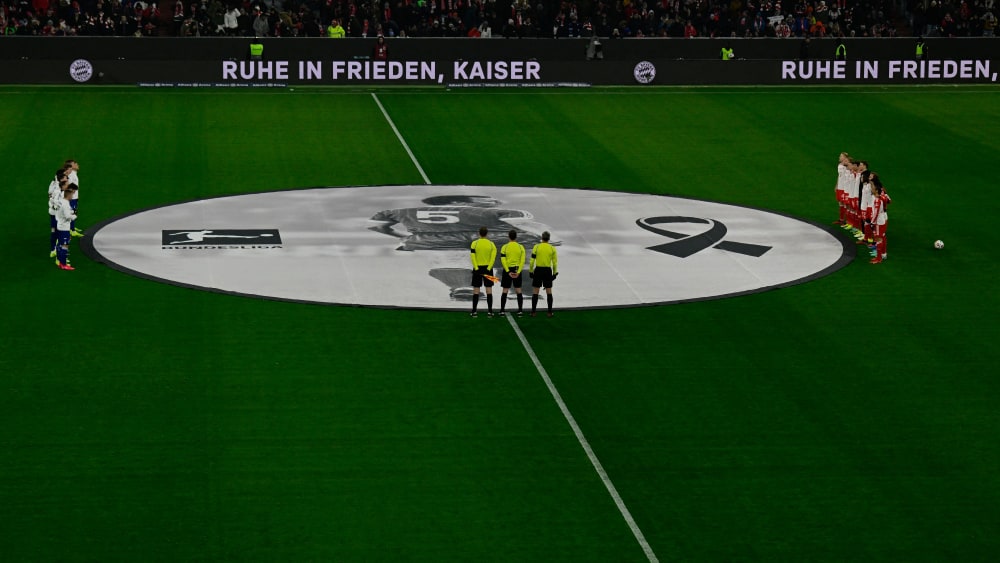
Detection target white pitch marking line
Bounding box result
[506,315,660,563]
[373,93,657,561]
[371,92,431,186]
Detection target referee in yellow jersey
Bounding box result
[529,231,558,317]
[499,229,526,317]
[470,226,498,317]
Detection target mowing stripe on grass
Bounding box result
[374,92,659,562]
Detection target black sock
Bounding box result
[486,294,493,313]
[517,293,523,312]
[500,294,507,312]
[532,294,538,312]
[547,294,553,313]
[472,293,479,313]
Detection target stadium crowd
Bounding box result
[2,0,994,38]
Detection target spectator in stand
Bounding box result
[941,12,957,36]
[926,0,941,35]
[815,0,829,25]
[276,11,296,37]
[224,5,239,35]
[181,16,199,36]
[172,0,184,35]
[810,15,827,36]
[236,7,251,36]
[207,1,223,35]
[776,17,791,37]
[828,3,841,26]
[252,6,268,37]
[520,15,536,37]
[502,17,515,37]
[684,19,697,37]
[985,10,997,36]
[752,12,767,35]
[793,12,810,35]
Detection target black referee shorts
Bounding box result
[501,268,522,289]
[532,267,554,289]
[471,265,494,288]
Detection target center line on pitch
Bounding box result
[371,92,431,185]
[506,315,659,563]
[373,92,657,561]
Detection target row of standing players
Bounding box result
[47,160,83,271]
[834,152,892,264]
[469,226,559,318]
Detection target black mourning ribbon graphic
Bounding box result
[636,216,771,258]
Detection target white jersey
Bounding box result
[836,163,849,195]
[851,172,862,200]
[48,180,62,216]
[860,184,875,218]
[55,198,77,231]
[68,170,79,201]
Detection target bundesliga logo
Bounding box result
[161,229,282,247]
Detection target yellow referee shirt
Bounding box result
[530,242,558,274]
[500,241,525,273]
[470,237,497,268]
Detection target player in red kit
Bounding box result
[859,171,876,249]
[869,179,891,264]
[841,159,860,233]
[834,152,850,226]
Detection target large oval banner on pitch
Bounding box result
[84,185,851,310]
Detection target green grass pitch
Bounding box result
[1,85,999,561]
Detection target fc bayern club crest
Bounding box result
[69,59,94,83]
[633,61,656,85]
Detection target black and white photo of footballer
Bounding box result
[368,194,559,300]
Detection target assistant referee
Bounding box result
[529,231,558,317]
[470,226,497,317]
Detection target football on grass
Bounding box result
[934,240,944,249]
